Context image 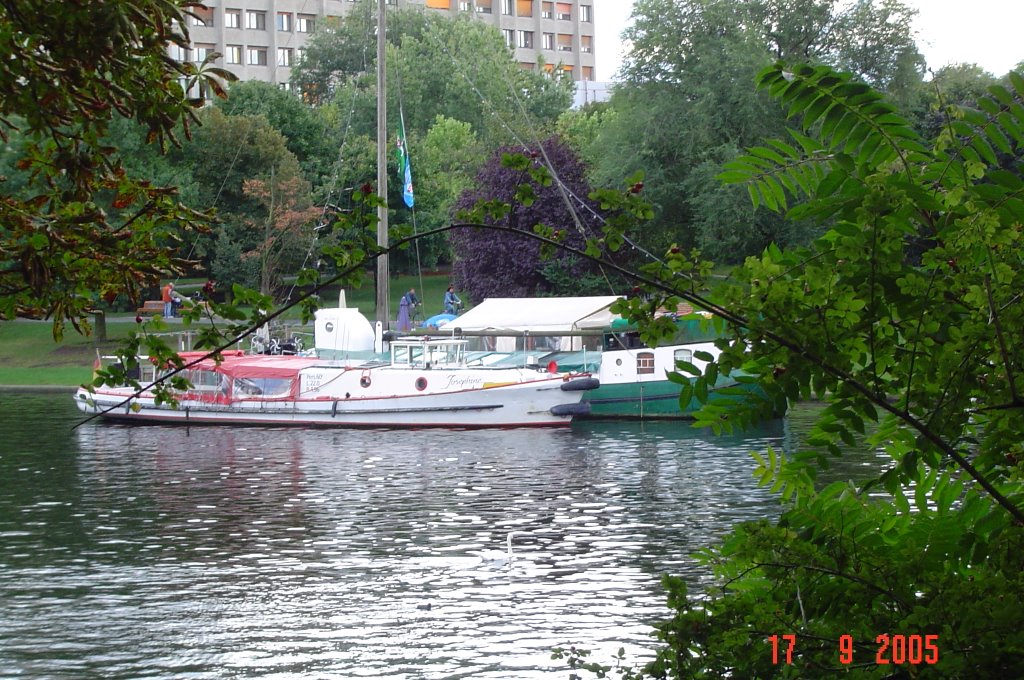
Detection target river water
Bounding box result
[0,392,866,678]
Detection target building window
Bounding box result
[476,0,492,12]
[541,2,553,19]
[580,4,592,22]
[555,2,571,20]
[425,0,451,8]
[277,48,293,66]
[581,65,593,80]
[542,32,554,50]
[297,15,315,33]
[247,47,268,66]
[502,29,515,48]
[517,0,533,17]
[225,45,242,64]
[189,8,212,27]
[557,33,573,52]
[193,44,214,63]
[517,30,534,49]
[459,1,471,11]
[276,12,292,32]
[580,35,592,53]
[179,77,210,101]
[501,0,513,14]
[295,47,306,64]
[279,82,292,92]
[224,9,240,29]
[168,44,187,62]
[519,61,535,71]
[245,10,266,30]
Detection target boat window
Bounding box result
[392,345,408,365]
[234,377,294,398]
[184,369,224,393]
[437,343,463,365]
[636,351,655,375]
[626,332,647,349]
[393,344,426,367]
[604,333,623,351]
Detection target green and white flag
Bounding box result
[396,113,414,208]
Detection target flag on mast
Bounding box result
[396,113,414,208]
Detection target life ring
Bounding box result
[415,377,428,391]
[360,374,371,388]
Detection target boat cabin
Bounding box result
[389,337,467,369]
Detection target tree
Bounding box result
[557,64,1024,678]
[0,0,232,337]
[908,63,1001,143]
[450,136,611,301]
[242,174,321,296]
[293,4,573,146]
[182,108,313,294]
[214,80,336,186]
[584,0,924,264]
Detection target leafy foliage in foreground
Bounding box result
[553,64,1024,677]
[0,0,234,339]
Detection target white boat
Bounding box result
[74,334,599,428]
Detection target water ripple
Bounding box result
[0,394,854,678]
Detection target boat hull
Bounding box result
[74,377,590,429]
[581,378,763,420]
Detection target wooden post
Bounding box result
[92,309,107,342]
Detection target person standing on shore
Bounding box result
[161,282,176,318]
[396,288,419,331]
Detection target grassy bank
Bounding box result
[0,273,455,386]
[0,321,139,386]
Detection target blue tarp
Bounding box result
[422,313,457,329]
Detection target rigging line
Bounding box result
[285,11,375,304]
[432,34,668,274]
[432,34,622,292]
[392,61,426,301]
[175,101,261,287]
[496,74,633,297]
[497,75,669,269]
[500,73,589,241]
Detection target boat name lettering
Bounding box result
[445,375,483,389]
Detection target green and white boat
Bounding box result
[443,297,771,420]
[583,316,761,420]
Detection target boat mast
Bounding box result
[375,0,389,327]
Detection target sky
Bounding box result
[594,0,1024,81]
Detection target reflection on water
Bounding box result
[0,393,873,678]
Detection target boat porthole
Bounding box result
[360,375,371,388]
[615,358,623,366]
[415,377,428,391]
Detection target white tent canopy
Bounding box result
[449,296,621,334]
[446,296,622,351]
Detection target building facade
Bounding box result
[180,0,598,95]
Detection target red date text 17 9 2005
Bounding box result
[769,634,939,666]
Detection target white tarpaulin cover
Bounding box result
[448,296,622,334]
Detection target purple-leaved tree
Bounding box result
[450,136,606,303]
